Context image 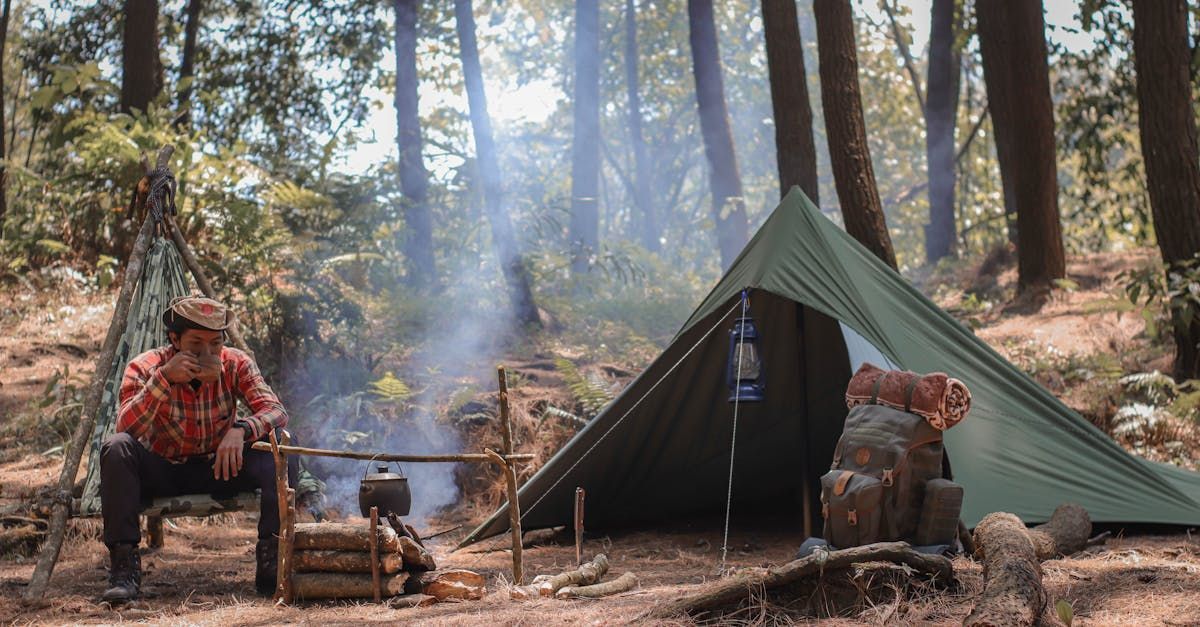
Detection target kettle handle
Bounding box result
[363,455,405,479]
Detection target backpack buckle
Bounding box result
[847,509,858,526]
[882,468,894,487]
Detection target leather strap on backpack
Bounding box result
[904,377,919,413]
[869,372,889,405]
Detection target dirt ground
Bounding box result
[4,253,1200,625]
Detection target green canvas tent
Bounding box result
[462,188,1200,545]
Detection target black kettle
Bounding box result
[359,462,412,518]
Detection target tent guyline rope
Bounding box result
[517,297,745,524]
[720,289,749,573]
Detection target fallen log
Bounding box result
[1026,503,1091,560]
[556,572,638,599]
[539,553,609,597]
[646,541,954,619]
[292,571,410,600]
[406,569,486,601]
[293,522,400,553]
[293,549,403,574]
[398,536,436,571]
[963,513,1047,627]
[510,574,551,600]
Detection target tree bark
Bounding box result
[454,0,541,327]
[813,0,897,270]
[405,569,486,600]
[1025,503,1091,560]
[569,0,601,275]
[293,522,402,553]
[687,0,750,270]
[0,0,11,230]
[762,0,819,204]
[976,0,1065,293]
[293,549,404,574]
[924,0,958,264]
[624,0,658,252]
[1132,0,1200,380]
[175,0,202,128]
[538,553,609,596]
[121,0,163,114]
[395,0,436,288]
[557,571,638,598]
[292,571,410,600]
[964,513,1047,627]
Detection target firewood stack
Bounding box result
[285,513,484,603]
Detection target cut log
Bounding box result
[1026,503,1090,560]
[294,522,400,553]
[292,571,410,600]
[539,553,609,597]
[510,574,551,600]
[386,593,437,609]
[963,513,1047,627]
[398,536,436,571]
[646,541,954,619]
[406,569,486,601]
[293,549,403,574]
[556,572,638,599]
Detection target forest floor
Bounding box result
[3,247,1200,625]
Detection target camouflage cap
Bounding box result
[162,295,233,331]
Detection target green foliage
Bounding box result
[554,358,614,417]
[370,372,414,403]
[1056,599,1074,627]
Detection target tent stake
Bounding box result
[25,147,175,599]
[496,365,523,584]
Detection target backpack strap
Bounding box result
[869,372,889,405]
[904,376,920,413]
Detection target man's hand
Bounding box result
[161,351,202,384]
[214,427,245,480]
[195,353,223,384]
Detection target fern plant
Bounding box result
[369,372,412,403]
[555,358,614,418]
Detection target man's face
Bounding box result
[170,328,225,357]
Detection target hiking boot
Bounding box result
[101,543,141,603]
[255,539,278,597]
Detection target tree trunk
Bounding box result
[813,0,897,269]
[687,0,749,270]
[976,0,1065,293]
[0,0,11,230]
[121,0,163,114]
[454,0,542,328]
[1132,0,1200,380]
[761,0,819,204]
[924,0,958,264]
[625,0,658,252]
[570,0,601,275]
[395,0,436,288]
[175,0,202,128]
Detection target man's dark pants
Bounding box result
[100,432,297,547]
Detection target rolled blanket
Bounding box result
[845,362,971,430]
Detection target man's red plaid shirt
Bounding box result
[117,346,288,460]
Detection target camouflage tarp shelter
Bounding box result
[463,188,1200,545]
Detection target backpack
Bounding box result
[820,375,962,548]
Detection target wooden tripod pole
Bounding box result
[25,147,175,599]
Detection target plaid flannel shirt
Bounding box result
[117,346,288,460]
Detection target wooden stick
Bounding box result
[25,147,173,599]
[539,553,609,597]
[270,431,289,603]
[249,441,533,464]
[574,487,585,566]
[284,487,296,604]
[498,365,514,455]
[162,213,252,356]
[646,541,954,619]
[485,448,524,585]
[146,516,165,549]
[556,571,638,599]
[370,506,381,603]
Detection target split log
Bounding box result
[293,522,400,553]
[386,593,437,609]
[556,572,638,599]
[293,549,403,574]
[963,513,1047,627]
[647,541,954,619]
[292,571,410,600]
[539,553,609,597]
[1026,503,1091,560]
[398,536,436,571]
[406,569,486,601]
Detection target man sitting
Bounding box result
[100,295,290,602]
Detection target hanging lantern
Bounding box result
[727,316,765,402]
